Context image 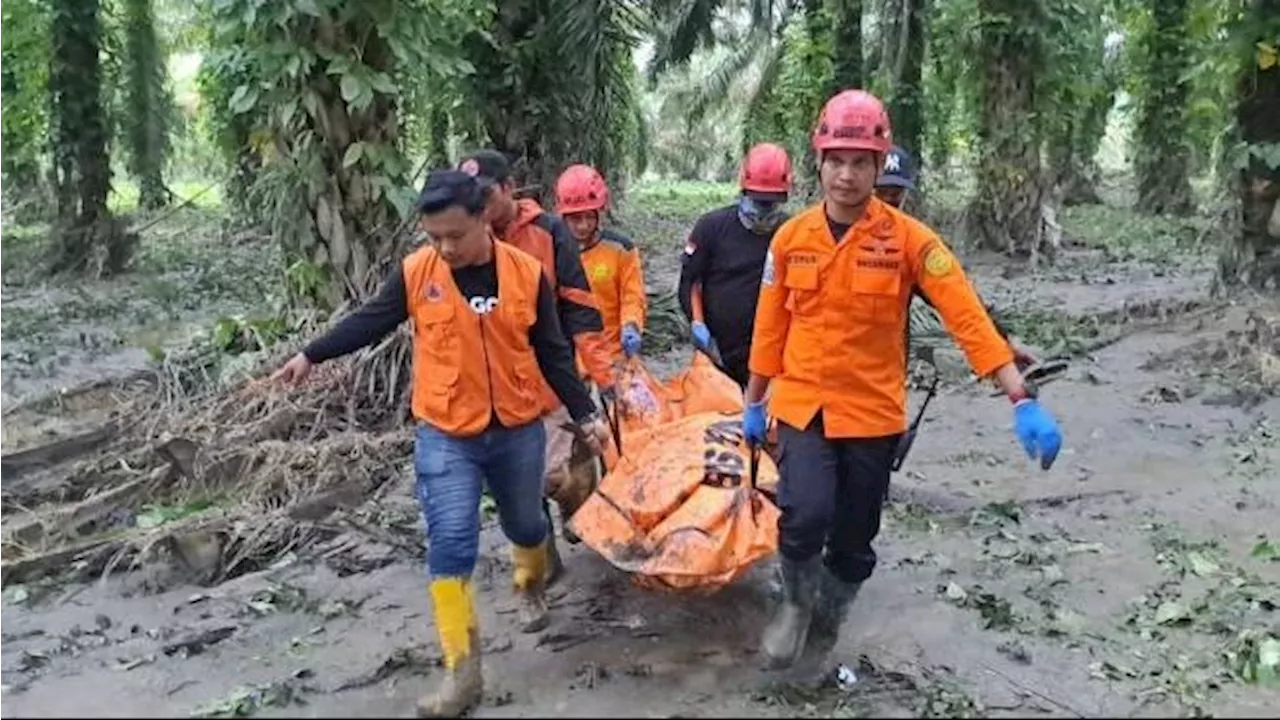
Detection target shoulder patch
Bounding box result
[923,245,955,278]
[762,250,776,287]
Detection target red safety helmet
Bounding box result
[555,164,610,215]
[739,143,793,201]
[812,90,892,155]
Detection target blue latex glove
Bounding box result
[1013,399,1063,470]
[691,321,713,352]
[621,323,642,357]
[743,401,768,447]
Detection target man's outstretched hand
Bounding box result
[271,352,313,385]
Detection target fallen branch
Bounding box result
[0,422,120,480]
[1,369,157,419]
[1,533,131,586]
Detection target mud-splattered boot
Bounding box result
[541,500,566,587]
[794,569,863,684]
[512,540,551,633]
[760,555,821,669]
[417,577,483,718]
[558,455,601,545]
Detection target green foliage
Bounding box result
[646,0,786,81]
[878,0,924,162]
[1130,0,1196,215]
[647,0,801,181]
[827,0,863,93]
[922,0,981,174]
[455,0,645,196]
[1,0,52,217]
[200,0,489,301]
[1039,0,1120,204]
[743,17,830,175]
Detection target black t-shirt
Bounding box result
[827,217,852,244]
[677,205,783,363]
[303,256,596,424]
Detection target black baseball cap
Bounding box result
[876,145,916,190]
[457,149,512,188]
[417,170,486,215]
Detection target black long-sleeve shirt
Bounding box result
[303,260,597,423]
[676,205,779,367]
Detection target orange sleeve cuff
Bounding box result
[576,331,615,387]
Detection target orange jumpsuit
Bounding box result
[578,228,646,366]
[749,197,1012,582]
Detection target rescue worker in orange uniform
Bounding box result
[743,91,1064,673]
[678,143,794,388]
[551,164,648,543]
[272,170,609,718]
[876,144,1039,370]
[554,163,648,365]
[458,150,616,571]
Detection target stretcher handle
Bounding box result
[891,360,941,473]
[986,358,1071,398]
[602,390,622,458]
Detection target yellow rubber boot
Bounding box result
[511,541,550,633]
[416,578,483,718]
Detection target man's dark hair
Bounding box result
[418,170,487,216]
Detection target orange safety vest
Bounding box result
[749,198,1013,438]
[403,241,549,436]
[501,198,560,286]
[500,198,614,389]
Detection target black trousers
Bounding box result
[775,413,900,584]
[717,346,750,390]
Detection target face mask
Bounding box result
[737,196,785,235]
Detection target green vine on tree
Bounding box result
[201,0,488,305]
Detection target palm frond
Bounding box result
[647,0,726,81]
[665,27,771,122]
[741,36,786,147]
[541,0,648,177]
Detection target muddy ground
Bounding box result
[2,183,1278,718]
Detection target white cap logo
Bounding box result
[884,152,902,173]
[460,158,480,176]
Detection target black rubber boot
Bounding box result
[760,555,822,669]
[804,568,862,665]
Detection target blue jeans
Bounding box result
[415,420,549,578]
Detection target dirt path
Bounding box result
[4,297,1277,718]
[3,197,1278,718]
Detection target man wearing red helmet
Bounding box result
[744,90,1064,673]
[555,164,647,364]
[550,163,648,544]
[678,142,794,388]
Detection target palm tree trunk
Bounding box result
[968,0,1048,259]
[1134,0,1194,216]
[123,0,171,210]
[1217,0,1280,291]
[48,0,133,275]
